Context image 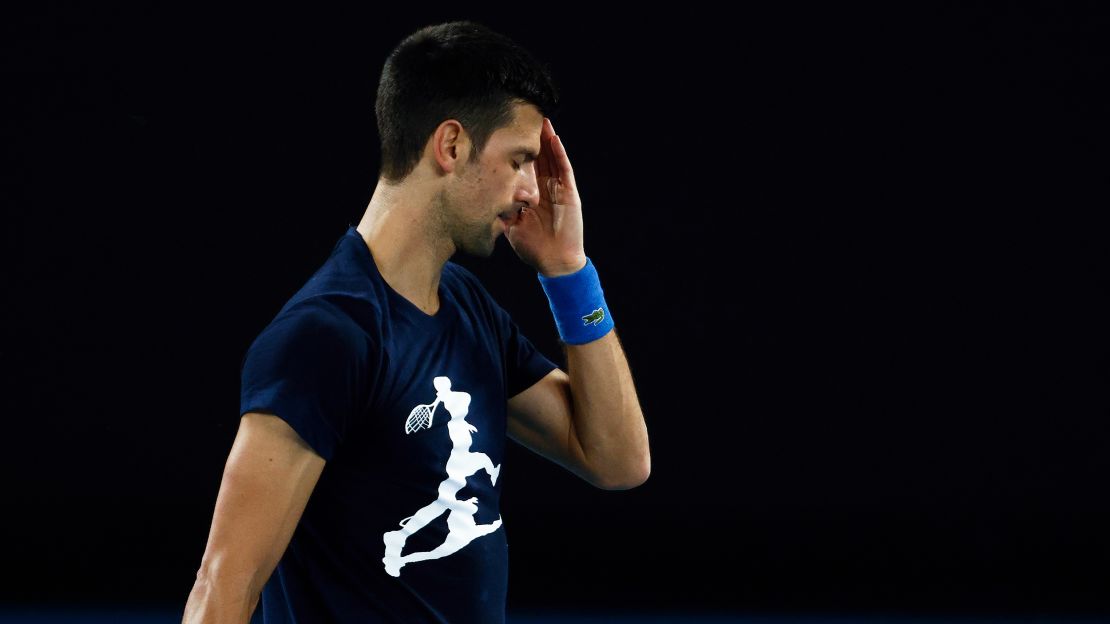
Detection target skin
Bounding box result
[356,99,586,314]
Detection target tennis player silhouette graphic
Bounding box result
[382,375,503,577]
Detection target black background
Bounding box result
[3,3,1107,620]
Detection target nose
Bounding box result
[515,162,540,210]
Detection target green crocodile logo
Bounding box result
[581,308,605,326]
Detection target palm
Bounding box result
[506,117,586,276]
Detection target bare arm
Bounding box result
[508,327,650,490]
[182,412,326,623]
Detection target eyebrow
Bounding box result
[513,147,539,162]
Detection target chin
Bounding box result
[459,238,496,259]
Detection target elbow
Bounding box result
[591,454,651,491]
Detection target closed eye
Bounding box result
[512,149,538,171]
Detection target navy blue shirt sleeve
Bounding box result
[238,301,370,461]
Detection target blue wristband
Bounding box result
[536,257,614,345]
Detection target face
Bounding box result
[444,101,543,257]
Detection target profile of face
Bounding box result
[441,101,543,258]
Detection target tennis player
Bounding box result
[182,20,649,624]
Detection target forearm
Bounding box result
[564,327,650,489]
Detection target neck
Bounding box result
[355,178,456,315]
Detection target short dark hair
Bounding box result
[374,20,560,183]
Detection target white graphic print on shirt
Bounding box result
[382,376,503,578]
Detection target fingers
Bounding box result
[539,117,575,188]
[549,132,575,188]
[538,117,557,180]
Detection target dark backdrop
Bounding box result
[3,3,1107,620]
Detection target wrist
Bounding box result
[539,256,588,278]
[536,256,614,345]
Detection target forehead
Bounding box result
[489,102,543,156]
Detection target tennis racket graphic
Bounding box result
[404,397,441,434]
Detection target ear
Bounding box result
[429,119,471,174]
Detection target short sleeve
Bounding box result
[495,302,560,399]
[238,302,369,461]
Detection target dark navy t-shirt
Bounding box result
[238,224,559,623]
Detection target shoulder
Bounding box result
[442,261,512,327]
[256,298,373,358]
[443,261,496,305]
[278,297,360,331]
[443,260,480,286]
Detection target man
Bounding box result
[182,19,649,624]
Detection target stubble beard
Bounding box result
[435,187,497,259]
